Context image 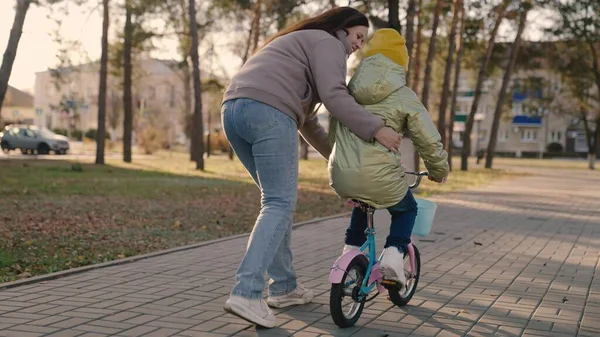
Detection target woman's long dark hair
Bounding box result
[260,7,369,49]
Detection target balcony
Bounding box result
[512,115,542,127]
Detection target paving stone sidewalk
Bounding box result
[1,167,600,337]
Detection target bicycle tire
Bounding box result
[330,254,368,328]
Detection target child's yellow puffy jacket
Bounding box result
[328,54,449,208]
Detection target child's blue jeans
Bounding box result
[344,189,418,254]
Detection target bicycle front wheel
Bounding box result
[330,255,368,328]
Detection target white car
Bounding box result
[0,124,70,155]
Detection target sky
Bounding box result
[0,1,243,92]
[0,1,104,92]
[0,1,555,93]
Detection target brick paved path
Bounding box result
[1,167,600,337]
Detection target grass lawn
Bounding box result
[485,156,598,170]
[0,152,517,283]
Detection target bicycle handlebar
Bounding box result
[405,171,429,189]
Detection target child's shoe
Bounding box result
[342,244,360,254]
[380,247,407,286]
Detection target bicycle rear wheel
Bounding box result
[330,255,368,328]
[387,245,420,307]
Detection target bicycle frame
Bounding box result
[357,207,384,299]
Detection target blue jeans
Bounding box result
[222,98,299,299]
[345,190,418,254]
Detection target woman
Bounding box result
[221,7,402,328]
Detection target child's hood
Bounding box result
[348,54,407,105]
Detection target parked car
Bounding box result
[0,124,70,155]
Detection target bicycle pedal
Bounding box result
[381,279,399,287]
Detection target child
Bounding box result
[328,28,449,286]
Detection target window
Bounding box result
[148,86,156,100]
[575,131,588,152]
[512,103,522,116]
[550,130,562,142]
[18,128,36,138]
[9,127,20,136]
[520,129,537,142]
[498,130,509,142]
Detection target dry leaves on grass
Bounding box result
[0,160,346,282]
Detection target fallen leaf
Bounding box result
[19,272,32,279]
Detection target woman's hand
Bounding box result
[374,127,402,152]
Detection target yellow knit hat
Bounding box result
[364,28,409,69]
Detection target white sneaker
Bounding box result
[266,284,314,308]
[342,244,361,254]
[380,247,407,286]
[224,295,276,328]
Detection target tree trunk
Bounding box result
[437,0,462,150]
[404,0,417,86]
[108,91,120,133]
[590,117,599,170]
[448,2,466,171]
[95,0,110,165]
[299,136,309,160]
[250,0,263,54]
[122,1,133,163]
[189,0,204,170]
[421,0,443,112]
[581,115,596,170]
[174,0,194,161]
[0,0,31,116]
[206,106,211,158]
[228,144,234,159]
[587,41,600,170]
[388,0,401,34]
[183,60,195,160]
[412,0,424,170]
[412,0,424,96]
[485,7,529,169]
[460,0,509,171]
[588,41,600,106]
[241,15,255,64]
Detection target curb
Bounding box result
[0,212,351,291]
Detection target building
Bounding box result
[451,63,596,158]
[33,59,222,145]
[1,85,35,126]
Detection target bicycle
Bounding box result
[328,171,434,328]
